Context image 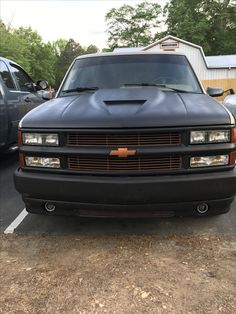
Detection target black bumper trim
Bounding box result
[14,168,236,216]
[23,197,233,217]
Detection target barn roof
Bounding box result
[142,35,202,51]
[113,47,143,52]
[205,55,236,68]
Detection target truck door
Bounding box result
[9,63,43,113]
[0,83,8,149]
[0,60,25,146]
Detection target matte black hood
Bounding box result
[22,88,232,128]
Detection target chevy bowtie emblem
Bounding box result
[110,147,137,158]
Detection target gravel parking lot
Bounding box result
[1,153,236,313]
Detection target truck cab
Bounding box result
[14,52,236,217]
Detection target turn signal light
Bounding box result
[18,130,22,145]
[19,153,25,167]
[231,128,236,143]
[229,151,236,165]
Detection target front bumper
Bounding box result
[14,168,236,217]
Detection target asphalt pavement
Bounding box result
[1,152,236,236]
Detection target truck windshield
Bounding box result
[60,54,202,94]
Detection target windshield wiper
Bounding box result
[123,83,192,93]
[124,83,166,87]
[62,86,99,93]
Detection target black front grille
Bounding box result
[67,132,181,147]
[66,130,183,174]
[68,155,182,173]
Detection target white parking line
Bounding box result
[4,209,28,234]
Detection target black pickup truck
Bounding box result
[14,52,236,217]
[0,57,48,152]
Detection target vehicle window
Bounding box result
[0,61,16,90]
[10,64,35,92]
[61,54,202,94]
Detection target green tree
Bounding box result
[204,0,236,55]
[84,44,98,54]
[53,41,98,87]
[38,42,56,85]
[102,47,113,52]
[105,2,162,50]
[52,38,68,57]
[164,0,236,55]
[13,27,56,84]
[55,39,85,88]
[52,39,68,87]
[0,21,30,70]
[0,20,99,88]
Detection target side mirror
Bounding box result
[224,88,235,95]
[42,91,51,100]
[41,89,55,100]
[206,87,224,97]
[36,80,49,90]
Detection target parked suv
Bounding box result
[0,57,48,152]
[14,52,236,217]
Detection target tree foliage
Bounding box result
[13,27,56,84]
[0,21,29,70]
[164,0,236,55]
[105,0,236,55]
[85,45,99,54]
[0,21,98,88]
[54,40,98,87]
[54,39,84,87]
[105,2,162,49]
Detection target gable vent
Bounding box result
[160,41,179,51]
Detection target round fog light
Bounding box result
[196,203,209,214]
[45,202,56,212]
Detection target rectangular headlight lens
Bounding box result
[23,133,59,146]
[190,130,230,144]
[25,157,60,168]
[190,155,229,168]
[190,131,206,144]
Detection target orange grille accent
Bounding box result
[68,156,182,173]
[67,132,181,147]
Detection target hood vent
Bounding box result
[104,100,146,106]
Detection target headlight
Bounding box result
[25,157,60,168]
[23,133,59,146]
[190,130,230,144]
[190,155,229,168]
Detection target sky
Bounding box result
[0,0,168,49]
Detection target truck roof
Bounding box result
[0,56,21,67]
[76,51,187,60]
